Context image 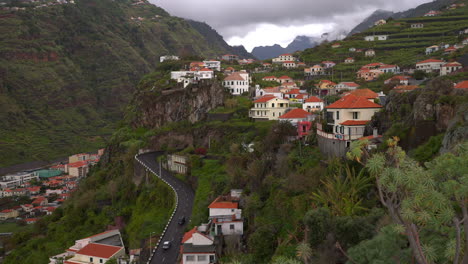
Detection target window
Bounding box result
[272,103,275,107]
[352,112,359,119]
[90,257,93,262]
[100,259,103,264]
[231,209,235,212]
[198,255,207,261]
[186,255,195,261]
[230,224,235,230]
[336,111,340,120]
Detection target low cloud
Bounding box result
[151,0,431,51]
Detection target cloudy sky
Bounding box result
[151,0,431,51]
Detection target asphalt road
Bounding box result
[136,152,195,264]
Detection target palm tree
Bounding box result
[296,242,313,264]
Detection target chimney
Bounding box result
[373,128,378,138]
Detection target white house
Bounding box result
[181,227,216,264]
[325,94,382,140]
[255,86,282,98]
[336,82,360,92]
[282,61,297,69]
[416,59,445,73]
[277,76,294,84]
[365,49,376,57]
[425,45,440,55]
[345,57,355,64]
[223,72,250,95]
[221,54,239,61]
[203,60,221,71]
[440,62,463,76]
[365,35,388,41]
[374,19,386,26]
[384,75,410,85]
[273,53,296,64]
[249,96,290,121]
[303,96,324,113]
[322,61,336,68]
[424,10,441,17]
[160,55,179,63]
[379,64,400,74]
[171,69,214,88]
[262,76,278,82]
[279,108,313,126]
[304,65,325,76]
[411,23,424,28]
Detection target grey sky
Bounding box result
[150,0,432,51]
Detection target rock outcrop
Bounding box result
[367,79,468,151]
[132,80,226,129]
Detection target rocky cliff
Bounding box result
[367,79,468,152]
[131,80,226,129]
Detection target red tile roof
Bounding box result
[443,62,462,67]
[262,76,277,80]
[305,96,323,103]
[224,72,246,81]
[340,82,360,87]
[454,81,468,89]
[340,120,370,126]
[68,161,88,168]
[208,196,238,209]
[283,61,296,63]
[278,75,292,80]
[76,243,122,259]
[279,109,311,119]
[199,68,213,72]
[295,94,306,99]
[285,89,301,94]
[182,227,197,243]
[417,59,444,64]
[225,67,235,71]
[254,95,277,103]
[280,53,292,56]
[326,94,382,109]
[263,87,281,93]
[1,209,13,213]
[347,89,379,99]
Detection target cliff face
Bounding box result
[368,79,468,151]
[132,80,226,129]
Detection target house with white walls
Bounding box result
[249,96,290,121]
[223,72,250,95]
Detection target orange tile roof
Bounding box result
[283,61,296,63]
[224,72,246,81]
[305,96,323,103]
[279,109,311,119]
[280,53,292,56]
[182,227,197,243]
[347,89,379,99]
[68,161,88,168]
[326,94,382,109]
[340,120,370,126]
[254,95,277,103]
[285,89,301,94]
[262,76,277,79]
[199,68,213,72]
[278,75,292,80]
[1,209,13,213]
[340,82,360,87]
[208,196,238,209]
[76,243,122,259]
[225,67,235,71]
[454,81,468,89]
[263,87,281,93]
[443,62,462,67]
[417,59,444,64]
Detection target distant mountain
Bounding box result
[348,0,458,36]
[348,9,395,36]
[186,20,255,59]
[251,35,320,60]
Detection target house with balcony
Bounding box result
[335,82,360,92]
[203,61,221,71]
[282,61,297,69]
[208,190,243,237]
[440,62,462,76]
[416,59,445,73]
[250,96,290,121]
[317,94,382,157]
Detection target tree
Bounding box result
[296,242,313,264]
[271,256,302,264]
[348,138,468,264]
[312,166,372,216]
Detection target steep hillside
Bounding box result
[0,0,250,167]
[252,35,320,60]
[348,0,458,35]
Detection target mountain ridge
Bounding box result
[251,35,320,60]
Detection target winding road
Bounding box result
[135,152,195,264]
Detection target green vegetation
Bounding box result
[0,0,248,167]
[0,223,30,233]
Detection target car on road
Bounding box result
[162,241,171,250]
[178,216,185,225]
